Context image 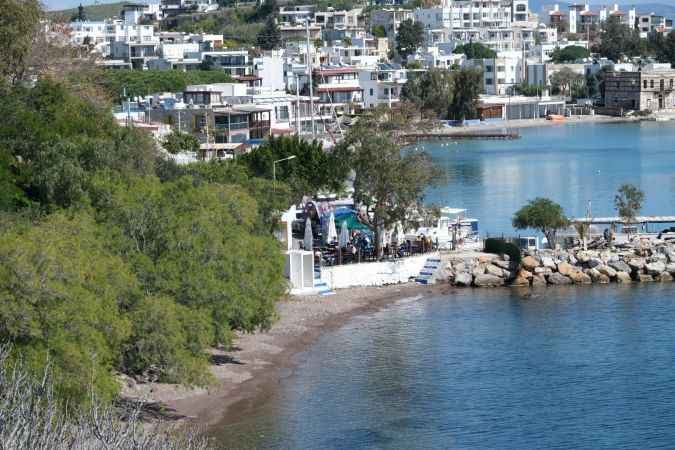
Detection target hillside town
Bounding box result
[57,0,675,160]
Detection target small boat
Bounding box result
[655,116,671,122]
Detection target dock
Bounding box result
[403,131,520,143]
[572,216,675,225]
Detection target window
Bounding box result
[369,88,374,96]
[661,79,665,90]
[650,79,654,88]
[486,78,493,85]
[485,66,493,73]
[277,106,289,121]
[644,80,648,89]
[370,72,377,80]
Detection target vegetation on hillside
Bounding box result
[48,1,126,21]
[452,42,497,59]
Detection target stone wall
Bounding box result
[442,241,675,287]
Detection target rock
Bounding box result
[478,255,495,264]
[453,272,472,286]
[597,265,617,279]
[587,257,603,268]
[657,272,674,282]
[667,263,675,275]
[627,258,645,272]
[517,269,533,280]
[532,274,547,287]
[534,266,552,275]
[502,270,514,280]
[547,272,572,285]
[521,256,539,271]
[511,276,530,287]
[609,260,631,273]
[474,274,505,287]
[569,254,578,265]
[569,270,592,284]
[616,271,632,283]
[645,261,666,276]
[493,259,511,270]
[541,256,556,269]
[666,250,675,263]
[485,264,504,278]
[557,262,575,276]
[637,273,654,282]
[472,264,487,277]
[587,268,603,282]
[576,252,590,263]
[502,254,510,261]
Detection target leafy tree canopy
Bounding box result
[256,16,282,51]
[550,45,591,63]
[396,19,424,60]
[513,198,569,248]
[614,183,644,224]
[447,67,482,120]
[401,68,454,118]
[452,42,497,59]
[162,131,200,155]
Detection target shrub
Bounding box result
[483,238,521,264]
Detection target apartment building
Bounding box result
[637,14,673,38]
[315,8,365,41]
[370,8,414,41]
[201,50,252,76]
[314,66,363,114]
[359,63,409,109]
[467,56,524,95]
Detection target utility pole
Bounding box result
[305,20,316,138]
[295,76,301,134]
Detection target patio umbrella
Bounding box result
[339,220,350,248]
[326,212,338,244]
[392,222,405,244]
[304,219,313,252]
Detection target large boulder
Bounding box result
[616,271,632,284]
[478,255,496,264]
[587,268,603,283]
[517,269,533,280]
[532,274,547,287]
[521,256,539,271]
[656,272,674,282]
[547,272,572,285]
[569,270,592,284]
[666,263,675,275]
[587,257,603,269]
[534,266,552,275]
[645,261,666,276]
[628,258,646,272]
[597,265,617,279]
[485,264,504,278]
[557,262,575,276]
[474,274,504,287]
[454,272,472,286]
[493,259,512,270]
[541,256,556,269]
[637,273,654,282]
[609,260,631,273]
[472,264,487,277]
[511,276,530,287]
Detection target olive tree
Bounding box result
[614,183,644,225]
[512,198,569,249]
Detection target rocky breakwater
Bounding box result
[443,241,675,288]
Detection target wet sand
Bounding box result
[121,283,443,428]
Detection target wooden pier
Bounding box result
[403,131,520,143]
[572,216,675,225]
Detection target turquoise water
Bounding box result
[423,121,675,234]
[214,284,675,449]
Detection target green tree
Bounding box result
[512,198,569,249]
[162,131,201,154]
[447,68,482,120]
[550,67,583,97]
[550,45,591,63]
[239,135,348,202]
[257,16,281,50]
[452,42,497,59]
[614,183,644,224]
[0,0,42,84]
[0,211,137,404]
[595,15,642,61]
[396,19,424,60]
[401,68,454,118]
[513,83,542,96]
[337,106,439,257]
[371,25,386,38]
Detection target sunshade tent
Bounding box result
[326,212,338,244]
[334,213,370,231]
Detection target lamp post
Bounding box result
[273,155,297,192]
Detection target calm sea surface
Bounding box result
[423,121,675,234]
[214,284,675,449]
[212,123,675,449]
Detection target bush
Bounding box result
[483,238,521,264]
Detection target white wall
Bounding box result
[321,254,433,289]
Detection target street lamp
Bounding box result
[273,155,297,191]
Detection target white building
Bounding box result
[467,56,524,95]
[370,8,414,42]
[359,63,409,109]
[314,66,363,114]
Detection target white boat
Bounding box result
[408,207,480,250]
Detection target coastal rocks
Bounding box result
[645,261,666,276]
[511,276,530,287]
[454,271,472,286]
[657,272,674,282]
[541,256,556,269]
[616,271,632,283]
[485,264,504,278]
[667,263,675,275]
[547,272,572,285]
[637,273,654,282]
[597,265,617,279]
[532,274,547,287]
[609,260,631,274]
[628,258,646,272]
[474,274,505,287]
[522,256,539,271]
[569,270,592,284]
[557,262,574,276]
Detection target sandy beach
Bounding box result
[120,282,442,428]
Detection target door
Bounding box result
[659,94,664,110]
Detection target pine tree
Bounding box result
[256,16,281,50]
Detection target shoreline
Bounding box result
[122,282,443,429]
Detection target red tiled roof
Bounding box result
[549,10,565,16]
[610,10,626,16]
[580,10,598,16]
